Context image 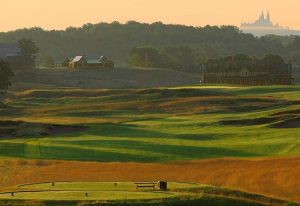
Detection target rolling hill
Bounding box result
[0,85,299,203]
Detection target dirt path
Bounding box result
[0,157,299,203]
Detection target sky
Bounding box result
[0,0,299,31]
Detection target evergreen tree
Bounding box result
[0,60,14,93]
[18,38,39,69]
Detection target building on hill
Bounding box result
[202,54,294,85]
[85,56,114,68]
[240,11,300,36]
[57,55,114,69]
[241,11,274,28]
[69,56,87,69]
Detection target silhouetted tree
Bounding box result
[163,46,197,72]
[0,60,14,94]
[0,22,298,70]
[18,38,39,69]
[128,47,162,68]
[44,55,55,68]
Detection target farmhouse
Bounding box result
[59,55,114,69]
[69,56,87,69]
[202,54,293,85]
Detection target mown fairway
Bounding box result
[0,85,299,162]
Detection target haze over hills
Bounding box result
[0,2,300,205]
[1,21,300,68]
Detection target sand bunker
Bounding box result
[271,117,300,128]
[0,121,87,138]
[219,117,278,126]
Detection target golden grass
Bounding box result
[0,157,299,203]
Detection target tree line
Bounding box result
[0,39,38,95]
[0,21,300,70]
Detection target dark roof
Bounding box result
[0,43,20,59]
[87,58,101,64]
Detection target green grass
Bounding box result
[0,85,299,162]
[0,182,294,206]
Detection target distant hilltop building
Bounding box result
[240,11,300,36]
[241,11,277,28]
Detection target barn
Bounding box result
[63,55,114,69]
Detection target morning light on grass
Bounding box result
[0,1,300,206]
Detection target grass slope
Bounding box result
[0,85,299,162]
[11,67,200,91]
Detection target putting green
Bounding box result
[0,182,200,201]
[0,182,296,206]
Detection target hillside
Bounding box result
[9,66,300,92]
[1,22,300,66]
[0,85,299,203]
[11,67,200,91]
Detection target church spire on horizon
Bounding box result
[240,10,278,29]
[266,11,271,21]
[260,10,265,20]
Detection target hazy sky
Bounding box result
[1,0,299,31]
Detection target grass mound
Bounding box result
[0,85,299,162]
[219,115,299,127]
[16,89,131,99]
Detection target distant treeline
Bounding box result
[1,21,300,71]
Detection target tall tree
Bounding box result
[44,55,55,68]
[0,60,14,93]
[18,38,39,69]
[128,47,162,68]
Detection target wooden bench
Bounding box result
[134,182,156,190]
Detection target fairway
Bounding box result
[0,85,299,162]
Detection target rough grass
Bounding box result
[0,157,300,203]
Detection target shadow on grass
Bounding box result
[85,124,226,141]
[0,139,257,162]
[231,85,300,95]
[63,139,257,161]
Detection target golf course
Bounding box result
[0,181,296,206]
[0,84,299,205]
